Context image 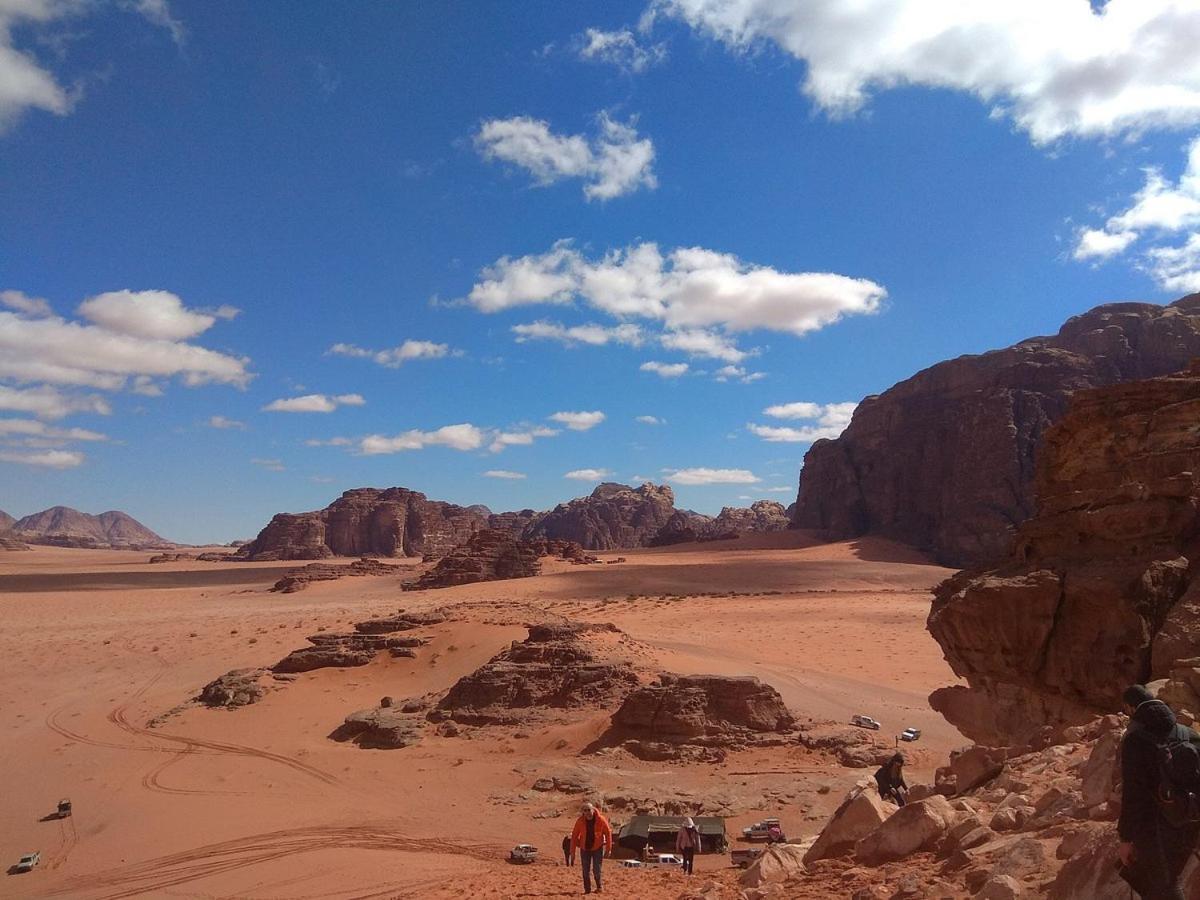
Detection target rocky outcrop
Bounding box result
[805,782,897,863]
[524,482,677,550]
[0,510,13,531]
[928,362,1200,744]
[432,623,640,725]
[403,530,592,591]
[332,704,421,749]
[649,501,790,546]
[236,487,496,561]
[603,673,796,761]
[271,557,401,593]
[794,294,1200,566]
[0,530,30,551]
[199,668,273,708]
[12,506,171,549]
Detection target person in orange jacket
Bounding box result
[569,801,612,894]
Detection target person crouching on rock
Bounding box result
[570,801,612,895]
[875,753,908,806]
[675,817,700,875]
[1117,684,1200,900]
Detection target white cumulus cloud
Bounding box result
[359,423,485,455]
[512,321,645,347]
[565,468,612,481]
[652,0,1200,145]
[578,27,667,74]
[77,290,217,341]
[483,469,527,480]
[468,240,885,336]
[641,361,689,378]
[0,290,53,318]
[659,328,748,362]
[0,448,84,468]
[0,384,110,420]
[549,410,606,431]
[328,340,453,367]
[635,415,664,425]
[1073,136,1200,289]
[663,467,760,485]
[207,415,246,430]
[263,393,364,413]
[750,400,857,442]
[475,112,657,200]
[489,426,558,453]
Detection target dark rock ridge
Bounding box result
[404,530,594,591]
[237,482,792,560]
[793,294,1200,567]
[522,482,677,550]
[0,510,14,530]
[650,501,789,546]
[0,530,30,551]
[271,557,402,593]
[927,362,1200,745]
[603,673,797,762]
[12,505,171,549]
[432,622,640,725]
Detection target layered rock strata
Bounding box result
[271,557,401,593]
[928,363,1200,744]
[432,623,640,725]
[794,294,1200,566]
[403,530,592,591]
[603,673,797,761]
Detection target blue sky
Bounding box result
[2,1,1199,543]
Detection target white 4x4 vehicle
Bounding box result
[851,714,881,730]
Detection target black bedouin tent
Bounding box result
[615,816,727,856]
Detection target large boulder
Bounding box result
[333,706,421,749]
[524,482,677,550]
[738,843,808,887]
[793,294,1200,567]
[854,795,958,865]
[405,530,588,591]
[928,362,1200,743]
[804,782,896,863]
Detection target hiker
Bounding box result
[874,752,908,806]
[562,834,571,866]
[569,801,612,895]
[675,816,701,875]
[1117,684,1200,900]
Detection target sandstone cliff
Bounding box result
[239,483,794,559]
[523,482,677,550]
[927,362,1200,744]
[794,294,1200,566]
[236,487,493,560]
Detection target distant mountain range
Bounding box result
[0,506,172,549]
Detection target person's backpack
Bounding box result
[1153,727,1200,828]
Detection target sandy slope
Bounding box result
[0,534,959,899]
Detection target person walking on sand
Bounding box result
[675,816,701,875]
[1117,684,1200,900]
[874,752,908,806]
[562,834,571,866]
[569,801,612,895]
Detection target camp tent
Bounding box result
[615,815,727,856]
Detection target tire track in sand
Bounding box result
[43,825,502,900]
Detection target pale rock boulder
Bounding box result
[1079,730,1121,808]
[804,782,897,864]
[976,874,1022,899]
[738,843,808,887]
[854,795,958,866]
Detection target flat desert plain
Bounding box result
[0,533,961,899]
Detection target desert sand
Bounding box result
[0,533,960,899]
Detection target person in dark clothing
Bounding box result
[1118,684,1200,900]
[874,753,908,806]
[562,834,571,866]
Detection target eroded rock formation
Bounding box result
[403,530,592,591]
[603,673,796,761]
[524,482,677,550]
[271,557,401,593]
[432,622,640,725]
[649,501,790,546]
[928,362,1200,744]
[794,294,1200,566]
[12,506,171,549]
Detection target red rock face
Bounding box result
[403,530,590,591]
[523,482,678,550]
[927,363,1200,744]
[237,487,492,560]
[794,295,1200,567]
